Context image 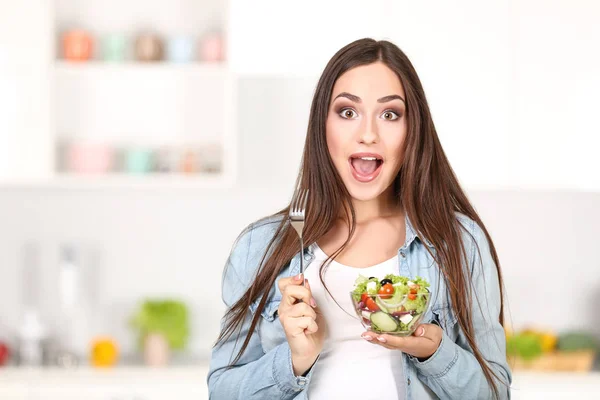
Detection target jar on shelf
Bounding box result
[135,33,164,62]
[166,36,195,63]
[62,30,94,62]
[198,143,223,174]
[155,147,178,173]
[199,31,225,63]
[67,142,114,174]
[180,148,199,174]
[125,148,155,174]
[102,34,127,62]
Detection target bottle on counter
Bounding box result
[16,309,46,366]
[15,242,47,367]
[56,245,92,365]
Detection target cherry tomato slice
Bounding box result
[378,283,394,299]
[408,293,417,301]
[365,297,380,312]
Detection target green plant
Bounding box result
[507,333,543,361]
[129,299,189,350]
[557,331,599,352]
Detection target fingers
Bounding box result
[414,325,426,337]
[288,317,319,337]
[278,274,315,308]
[284,301,317,320]
[362,331,426,353]
[277,273,305,293]
[360,324,443,358]
[361,331,407,350]
[278,275,320,339]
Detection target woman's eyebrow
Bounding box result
[332,92,406,104]
[333,92,361,103]
[377,94,405,104]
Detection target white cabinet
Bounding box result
[0,1,53,183]
[0,0,236,189]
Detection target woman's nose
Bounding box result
[359,116,379,144]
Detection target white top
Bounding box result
[305,244,405,400]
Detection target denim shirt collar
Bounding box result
[405,214,435,249]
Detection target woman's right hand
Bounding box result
[277,273,325,376]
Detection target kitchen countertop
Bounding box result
[0,364,210,400]
[1,364,600,399]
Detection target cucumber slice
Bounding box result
[369,312,400,332]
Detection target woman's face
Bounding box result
[326,62,408,202]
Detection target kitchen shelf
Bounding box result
[1,173,234,190]
[54,60,229,76]
[0,0,236,188]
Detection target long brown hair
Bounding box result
[215,38,506,397]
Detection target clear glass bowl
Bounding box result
[349,291,431,336]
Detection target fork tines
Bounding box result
[289,188,309,220]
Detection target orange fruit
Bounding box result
[91,337,119,367]
[540,332,558,353]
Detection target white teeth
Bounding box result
[359,157,378,161]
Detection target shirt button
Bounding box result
[400,251,406,258]
[297,378,306,386]
[407,378,411,385]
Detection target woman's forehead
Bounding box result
[331,62,405,102]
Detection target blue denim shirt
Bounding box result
[207,213,512,399]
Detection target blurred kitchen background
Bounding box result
[1,0,599,399]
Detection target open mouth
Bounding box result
[348,153,384,183]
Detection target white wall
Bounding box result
[1,1,600,360]
[1,78,600,359]
[230,0,600,191]
[0,78,314,357]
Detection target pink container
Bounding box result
[199,32,224,62]
[67,143,114,174]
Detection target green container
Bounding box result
[102,34,127,62]
[126,149,154,174]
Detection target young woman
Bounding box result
[207,38,511,400]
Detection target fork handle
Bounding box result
[299,236,306,287]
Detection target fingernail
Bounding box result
[377,336,387,343]
[310,297,317,308]
[294,273,303,281]
[362,335,373,341]
[419,327,426,337]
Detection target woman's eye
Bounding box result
[339,108,358,119]
[381,110,400,121]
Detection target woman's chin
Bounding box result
[344,181,387,202]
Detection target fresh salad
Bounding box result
[351,274,430,334]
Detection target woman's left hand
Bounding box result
[361,324,443,360]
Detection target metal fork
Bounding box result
[289,186,309,286]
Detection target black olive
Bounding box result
[368,277,376,280]
[380,278,393,286]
